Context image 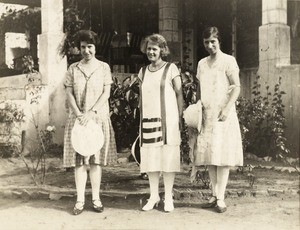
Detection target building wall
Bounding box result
[0,74,50,153]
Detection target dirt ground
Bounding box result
[0,195,299,230]
[0,156,299,230]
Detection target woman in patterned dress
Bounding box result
[195,27,243,213]
[138,34,184,212]
[63,30,117,215]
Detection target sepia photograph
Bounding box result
[0,0,299,229]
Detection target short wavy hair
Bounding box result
[202,26,222,43]
[75,30,98,49]
[140,34,170,57]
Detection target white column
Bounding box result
[259,0,290,67]
[38,0,67,144]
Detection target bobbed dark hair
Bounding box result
[202,26,222,43]
[140,34,170,57]
[75,30,98,48]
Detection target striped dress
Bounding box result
[138,63,181,173]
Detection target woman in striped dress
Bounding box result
[138,34,184,212]
[63,30,117,215]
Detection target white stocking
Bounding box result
[207,165,217,197]
[163,172,175,200]
[147,172,160,200]
[90,165,102,201]
[75,165,88,202]
[216,166,230,200]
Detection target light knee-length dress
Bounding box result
[195,52,243,167]
[63,60,117,168]
[138,63,181,173]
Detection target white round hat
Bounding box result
[71,119,104,157]
[183,100,202,131]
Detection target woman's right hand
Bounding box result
[78,110,95,126]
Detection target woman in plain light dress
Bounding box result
[138,34,184,212]
[195,27,243,213]
[63,30,117,215]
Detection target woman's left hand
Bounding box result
[78,110,96,126]
[218,107,229,122]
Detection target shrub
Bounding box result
[0,101,25,123]
[0,101,25,158]
[109,75,140,152]
[236,75,290,159]
[180,70,199,163]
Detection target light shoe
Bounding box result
[142,197,160,211]
[164,198,174,212]
[216,199,227,213]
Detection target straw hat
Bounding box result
[183,100,202,131]
[131,136,140,165]
[71,119,104,156]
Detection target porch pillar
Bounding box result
[259,0,290,69]
[159,0,181,62]
[38,0,67,144]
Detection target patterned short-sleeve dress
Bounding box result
[63,59,117,168]
[138,63,181,173]
[195,52,243,167]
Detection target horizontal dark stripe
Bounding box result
[142,136,163,144]
[142,126,162,133]
[142,118,161,122]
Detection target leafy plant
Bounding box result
[236,75,291,159]
[109,75,140,152]
[10,125,56,185]
[0,101,25,158]
[1,53,57,185]
[0,6,41,33]
[181,71,198,106]
[61,0,84,65]
[0,101,25,123]
[180,70,199,164]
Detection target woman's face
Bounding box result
[80,41,96,61]
[146,41,162,62]
[203,35,220,55]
